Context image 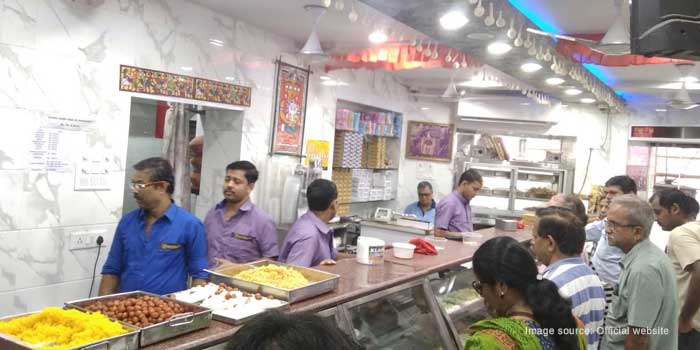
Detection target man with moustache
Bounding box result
[100,157,208,295]
[204,161,278,266]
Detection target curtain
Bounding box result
[162,102,192,210]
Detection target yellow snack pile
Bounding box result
[235,265,310,289]
[0,307,127,350]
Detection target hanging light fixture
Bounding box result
[300,5,327,56]
[442,77,460,101]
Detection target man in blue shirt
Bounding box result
[100,157,208,296]
[403,181,436,223]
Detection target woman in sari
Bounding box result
[465,236,586,350]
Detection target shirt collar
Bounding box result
[306,211,331,235]
[452,191,468,205]
[412,200,436,210]
[215,199,253,212]
[622,239,651,268]
[138,201,177,222]
[543,256,586,275]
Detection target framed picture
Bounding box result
[270,61,310,156]
[405,121,455,162]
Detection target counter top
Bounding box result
[360,219,431,235]
[141,227,531,350]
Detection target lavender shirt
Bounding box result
[204,199,279,266]
[435,191,474,232]
[278,211,336,267]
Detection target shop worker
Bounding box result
[650,189,700,350]
[279,179,338,267]
[403,181,436,223]
[100,157,208,296]
[434,169,482,239]
[602,195,677,350]
[532,207,606,350]
[204,161,278,266]
[585,175,637,286]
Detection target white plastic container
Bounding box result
[356,237,385,265]
[392,242,416,259]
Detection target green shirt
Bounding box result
[602,239,678,350]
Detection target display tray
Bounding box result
[0,310,139,350]
[170,282,289,325]
[66,291,212,347]
[208,260,340,303]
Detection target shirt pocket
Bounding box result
[155,241,185,266]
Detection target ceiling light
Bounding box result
[458,79,503,88]
[300,5,327,56]
[225,76,235,81]
[181,66,193,71]
[467,32,495,40]
[487,42,512,55]
[209,38,224,47]
[546,77,565,86]
[655,108,667,112]
[460,90,466,96]
[420,107,430,111]
[680,76,699,83]
[321,80,348,87]
[440,11,469,30]
[320,75,332,80]
[565,88,583,96]
[685,104,699,110]
[560,104,569,108]
[581,98,596,104]
[368,30,388,44]
[520,102,531,106]
[521,62,542,73]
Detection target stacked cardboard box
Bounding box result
[333,132,363,168]
[363,137,386,168]
[351,169,373,202]
[332,168,352,204]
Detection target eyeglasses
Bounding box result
[130,182,161,191]
[471,280,483,295]
[604,220,638,231]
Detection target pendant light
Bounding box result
[300,5,327,56]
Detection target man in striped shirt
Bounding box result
[532,207,607,350]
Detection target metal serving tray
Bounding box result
[66,291,212,347]
[208,260,340,303]
[0,310,139,350]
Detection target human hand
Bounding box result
[679,317,693,334]
[320,259,337,266]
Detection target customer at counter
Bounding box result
[100,157,208,296]
[434,169,482,239]
[403,181,436,223]
[602,195,677,350]
[547,193,589,226]
[586,175,637,286]
[465,236,586,350]
[532,207,606,350]
[649,189,700,349]
[204,161,278,266]
[279,179,338,267]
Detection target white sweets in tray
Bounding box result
[170,283,288,324]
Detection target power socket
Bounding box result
[69,231,104,250]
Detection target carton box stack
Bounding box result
[351,169,372,202]
[332,168,352,204]
[382,170,395,200]
[363,137,386,168]
[333,132,363,168]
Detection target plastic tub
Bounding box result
[392,242,416,259]
[461,232,483,246]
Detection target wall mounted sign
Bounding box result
[270,60,310,156]
[119,65,251,107]
[305,139,330,169]
[405,121,455,162]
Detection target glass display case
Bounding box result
[431,268,488,346]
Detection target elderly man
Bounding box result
[100,157,208,295]
[650,189,700,350]
[403,181,436,223]
[602,195,677,350]
[547,193,589,226]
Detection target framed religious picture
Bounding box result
[405,121,455,162]
[270,61,310,156]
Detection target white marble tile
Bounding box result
[0,277,101,317]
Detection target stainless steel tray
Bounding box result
[208,260,340,303]
[0,309,139,350]
[66,291,212,347]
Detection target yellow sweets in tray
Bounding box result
[0,307,127,350]
[234,264,310,290]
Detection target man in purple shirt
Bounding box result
[435,168,482,239]
[279,179,338,267]
[204,161,279,266]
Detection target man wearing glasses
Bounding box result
[99,157,208,296]
[602,195,677,350]
[403,181,436,224]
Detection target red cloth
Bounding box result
[409,238,438,255]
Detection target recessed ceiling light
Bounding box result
[487,42,512,55]
[546,77,565,86]
[655,108,667,112]
[581,98,596,104]
[680,76,699,83]
[420,107,430,110]
[181,66,193,71]
[521,62,543,73]
[565,88,583,96]
[225,76,235,81]
[368,30,388,44]
[520,102,531,106]
[321,80,348,87]
[320,75,332,80]
[458,79,503,88]
[209,38,224,47]
[440,11,469,30]
[460,90,466,96]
